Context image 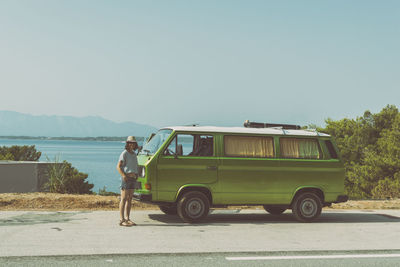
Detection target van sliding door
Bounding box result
[217,135,280,204]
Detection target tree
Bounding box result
[322,105,400,199]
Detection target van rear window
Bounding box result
[224,136,274,158]
[280,138,321,159]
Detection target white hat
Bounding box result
[126,136,137,143]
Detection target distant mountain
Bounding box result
[0,111,157,137]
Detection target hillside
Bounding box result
[0,111,157,137]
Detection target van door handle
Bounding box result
[207,166,218,171]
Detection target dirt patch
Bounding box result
[1,193,399,211]
[329,199,400,210]
[0,193,157,211]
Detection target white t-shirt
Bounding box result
[119,150,138,174]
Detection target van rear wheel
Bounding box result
[177,191,210,223]
[263,206,286,215]
[292,192,322,222]
[159,205,177,215]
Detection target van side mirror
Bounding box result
[146,133,155,143]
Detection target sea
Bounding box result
[0,139,141,193]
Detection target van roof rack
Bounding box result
[244,120,301,130]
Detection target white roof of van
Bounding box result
[162,126,330,137]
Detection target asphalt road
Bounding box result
[2,250,400,267]
[1,209,400,265]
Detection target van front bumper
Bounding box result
[133,192,152,203]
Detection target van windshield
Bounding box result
[140,129,172,155]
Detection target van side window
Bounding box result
[280,138,321,159]
[224,136,274,158]
[164,134,213,157]
[164,136,177,155]
[189,135,213,156]
[325,140,338,159]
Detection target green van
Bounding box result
[134,122,348,223]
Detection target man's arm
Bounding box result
[117,161,127,182]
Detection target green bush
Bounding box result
[322,105,400,199]
[371,173,400,199]
[44,158,94,194]
[0,145,41,161]
[0,152,13,160]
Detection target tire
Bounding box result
[159,205,178,215]
[291,192,322,222]
[263,206,286,215]
[177,191,210,223]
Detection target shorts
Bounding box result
[120,177,140,190]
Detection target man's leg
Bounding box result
[119,189,127,222]
[125,189,134,221]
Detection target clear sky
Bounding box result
[0,0,399,128]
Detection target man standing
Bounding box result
[117,136,139,226]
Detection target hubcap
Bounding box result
[300,198,317,218]
[186,198,204,218]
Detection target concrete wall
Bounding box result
[0,162,53,193]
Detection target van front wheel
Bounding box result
[292,192,322,222]
[177,191,210,223]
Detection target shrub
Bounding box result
[323,105,400,199]
[0,152,13,160]
[44,157,93,194]
[0,145,41,161]
[371,173,400,199]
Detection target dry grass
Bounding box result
[329,199,400,210]
[0,193,157,211]
[1,193,400,211]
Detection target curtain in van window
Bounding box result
[299,139,320,158]
[280,138,320,159]
[280,138,299,158]
[224,136,274,158]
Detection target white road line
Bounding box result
[226,254,400,261]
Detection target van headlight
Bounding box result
[139,166,146,177]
